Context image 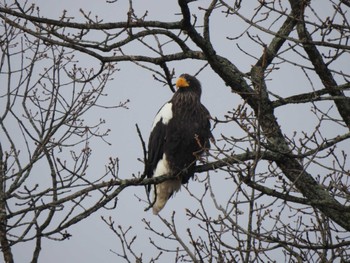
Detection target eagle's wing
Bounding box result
[202,104,215,145]
[146,102,173,192]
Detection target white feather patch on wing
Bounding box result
[151,102,173,130]
[152,153,181,215]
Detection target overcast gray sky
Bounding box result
[6,0,348,262]
[11,1,236,261]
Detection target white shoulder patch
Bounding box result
[151,102,173,130]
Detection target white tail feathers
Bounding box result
[152,179,181,215]
[152,153,182,215]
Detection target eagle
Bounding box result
[146,74,213,215]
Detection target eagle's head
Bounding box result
[175,74,202,97]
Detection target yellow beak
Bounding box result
[176,77,190,88]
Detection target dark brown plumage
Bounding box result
[147,74,213,214]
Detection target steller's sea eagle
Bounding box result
[146,74,213,215]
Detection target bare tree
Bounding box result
[1,0,350,262]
